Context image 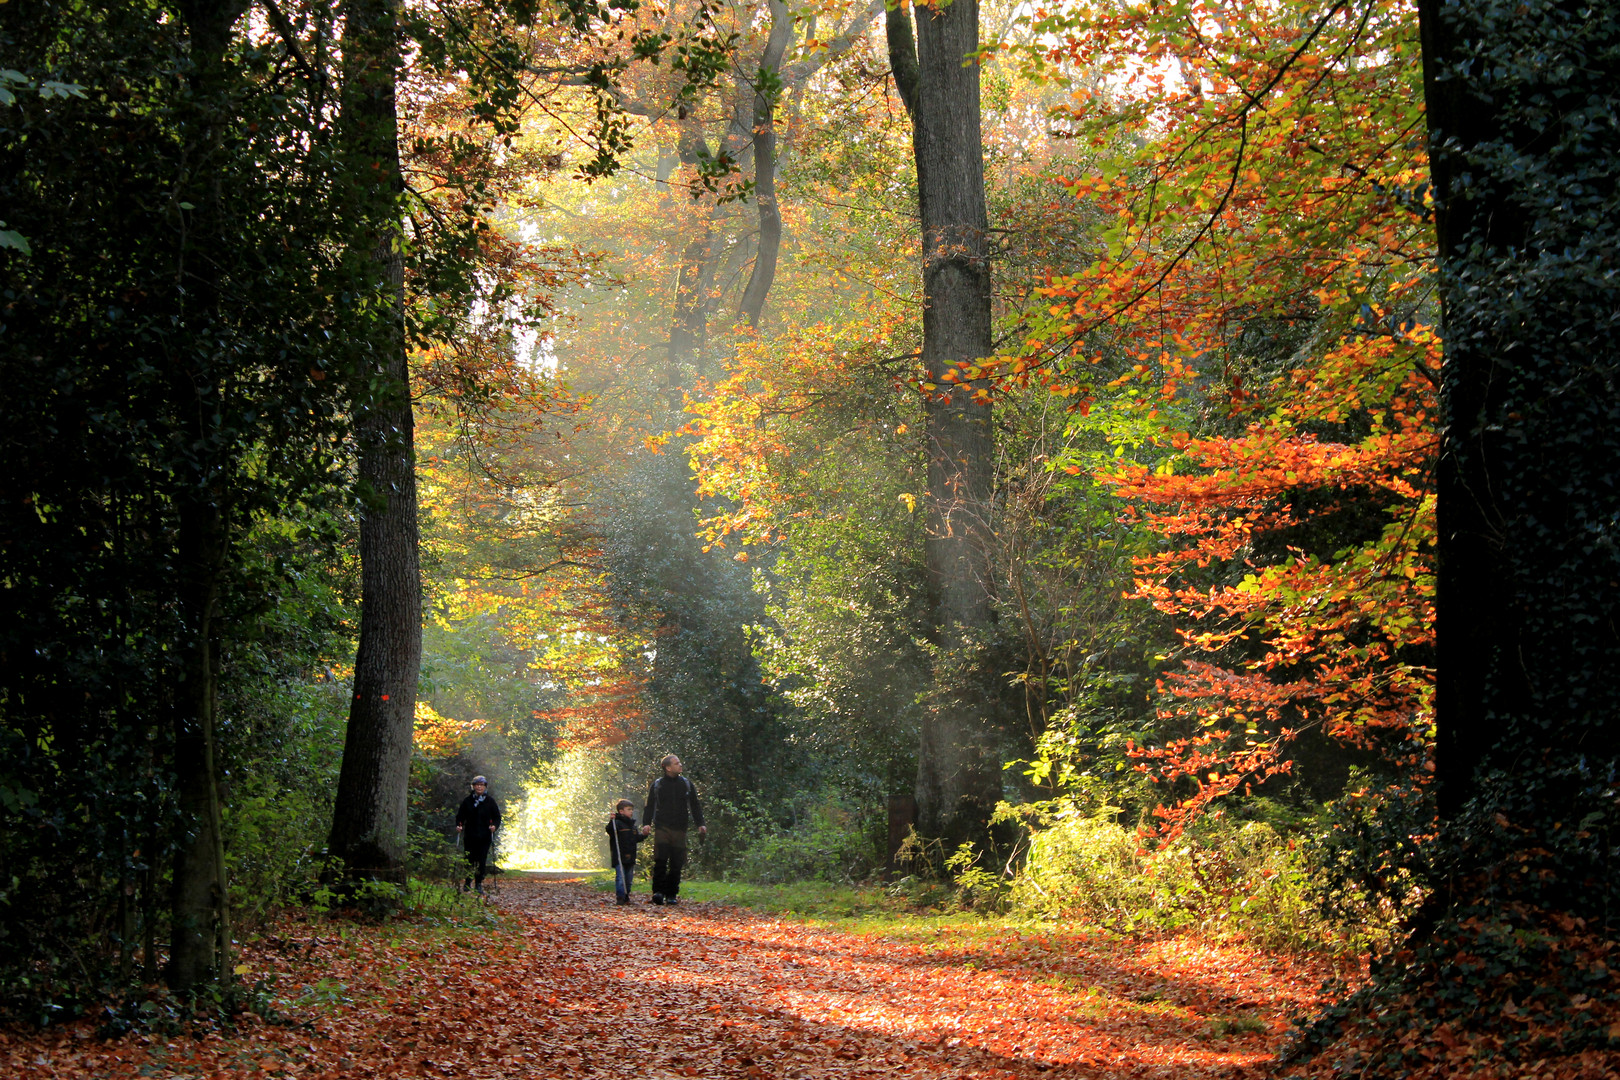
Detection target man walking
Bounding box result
[455,775,501,894]
[642,755,705,905]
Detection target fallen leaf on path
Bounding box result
[3,877,1340,1079]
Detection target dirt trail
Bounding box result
[487,876,1331,1079]
[3,877,1337,1079]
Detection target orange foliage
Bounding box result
[686,300,918,547]
[414,700,492,757]
[994,0,1436,833]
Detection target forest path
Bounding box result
[3,876,1338,1079]
[488,876,1331,1080]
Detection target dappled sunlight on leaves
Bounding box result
[4,878,1342,1078]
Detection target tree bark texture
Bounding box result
[327,0,420,883]
[888,0,1001,843]
[736,1,794,329]
[1420,0,1620,819]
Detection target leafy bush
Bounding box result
[718,797,882,885]
[224,780,331,925]
[1284,762,1620,1078]
[998,803,1379,950]
[220,677,349,925]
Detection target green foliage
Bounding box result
[995,802,1376,952]
[397,879,498,924]
[598,448,810,870]
[0,0,365,1011]
[944,842,1012,910]
[991,384,1175,816]
[224,774,334,924]
[752,495,928,801]
[218,543,356,922]
[715,795,883,885]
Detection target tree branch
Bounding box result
[885,1,920,120]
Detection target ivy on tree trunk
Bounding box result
[1422,0,1620,822]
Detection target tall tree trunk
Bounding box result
[888,0,1000,843]
[1420,0,1620,819]
[737,0,794,329]
[168,495,230,989]
[665,119,725,402]
[166,0,249,993]
[668,228,717,400]
[327,0,419,884]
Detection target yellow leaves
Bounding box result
[415,701,491,757]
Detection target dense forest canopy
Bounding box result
[2,0,1617,1074]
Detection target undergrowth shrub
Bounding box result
[719,797,882,884]
[995,802,1387,950]
[224,776,332,925]
[1282,762,1620,1078]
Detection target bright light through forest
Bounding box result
[4,0,1619,1076]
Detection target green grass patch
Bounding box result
[1208,1013,1268,1036]
[663,879,903,919]
[672,878,1110,949]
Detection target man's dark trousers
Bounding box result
[651,826,688,899]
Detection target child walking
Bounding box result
[606,799,646,905]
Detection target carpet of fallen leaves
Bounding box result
[1280,904,1620,1080]
[2,876,1350,1078]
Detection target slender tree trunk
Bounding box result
[888,0,1000,843]
[664,118,727,402]
[737,1,794,329]
[668,227,717,398]
[169,496,230,989]
[166,0,248,993]
[327,0,419,884]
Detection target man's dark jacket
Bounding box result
[606,814,645,867]
[456,793,501,849]
[644,774,704,832]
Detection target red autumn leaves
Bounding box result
[4,877,1345,1078]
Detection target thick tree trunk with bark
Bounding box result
[888,0,1001,843]
[327,0,420,883]
[1420,0,1620,819]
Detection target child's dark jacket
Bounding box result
[606,814,645,867]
